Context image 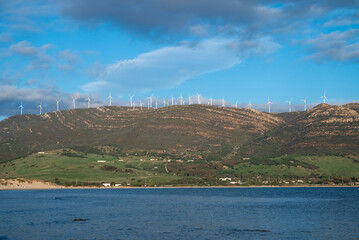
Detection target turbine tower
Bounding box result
[197,93,201,104]
[180,94,183,105]
[320,90,328,103]
[210,97,213,106]
[155,101,158,109]
[221,97,225,107]
[171,96,174,106]
[140,101,143,110]
[72,97,77,109]
[233,101,238,108]
[301,96,308,111]
[188,96,191,105]
[286,98,293,112]
[107,92,113,106]
[129,95,134,107]
[149,95,153,108]
[38,102,42,115]
[247,99,253,109]
[56,98,60,111]
[18,102,24,115]
[267,97,273,113]
[86,97,91,108]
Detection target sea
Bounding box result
[0,187,358,240]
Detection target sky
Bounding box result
[0,0,358,118]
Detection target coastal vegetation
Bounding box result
[1,148,358,186]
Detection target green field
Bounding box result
[0,150,184,186]
[1,149,359,186]
[233,155,359,178]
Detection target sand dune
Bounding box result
[0,178,63,190]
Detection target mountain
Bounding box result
[0,105,282,162]
[238,103,359,158]
[1,103,359,163]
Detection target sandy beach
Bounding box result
[0,178,64,190]
[1,178,357,190]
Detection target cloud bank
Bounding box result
[83,38,278,94]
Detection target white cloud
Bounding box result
[57,49,81,73]
[83,38,278,94]
[305,29,359,62]
[58,49,80,63]
[9,40,54,70]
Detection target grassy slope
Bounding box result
[232,155,359,178]
[0,151,183,186]
[1,150,358,185]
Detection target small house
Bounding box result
[219,177,232,181]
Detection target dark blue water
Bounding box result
[0,187,358,240]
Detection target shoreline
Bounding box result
[1,179,358,190]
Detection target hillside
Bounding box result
[0,105,283,162]
[1,103,359,164]
[1,103,359,186]
[238,103,359,158]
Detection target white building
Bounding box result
[219,177,232,181]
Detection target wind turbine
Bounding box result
[86,97,91,108]
[72,97,77,109]
[188,96,191,105]
[38,102,42,115]
[301,96,308,111]
[132,101,136,110]
[56,98,60,111]
[140,101,143,110]
[171,96,174,106]
[18,102,24,115]
[107,92,113,106]
[286,98,293,112]
[233,101,238,108]
[155,101,158,109]
[267,97,273,113]
[210,97,213,106]
[247,99,253,109]
[221,97,225,107]
[129,95,134,107]
[197,93,201,104]
[149,95,153,108]
[320,90,328,103]
[180,94,183,105]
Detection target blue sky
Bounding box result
[0,0,358,118]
